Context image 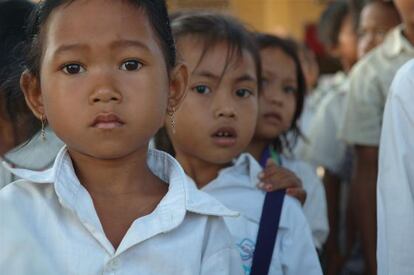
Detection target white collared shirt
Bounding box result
[200,153,323,275]
[281,156,329,250]
[377,59,414,275]
[0,147,243,275]
[339,25,414,146]
[0,128,63,188]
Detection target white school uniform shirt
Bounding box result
[281,156,329,250]
[339,25,414,146]
[377,59,414,275]
[199,153,323,275]
[0,146,244,275]
[0,128,63,188]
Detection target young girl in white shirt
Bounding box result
[0,1,243,274]
[246,34,329,250]
[156,12,322,274]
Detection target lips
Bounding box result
[263,112,282,124]
[91,113,125,129]
[211,127,237,147]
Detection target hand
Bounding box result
[257,158,307,205]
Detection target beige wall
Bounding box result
[229,0,325,40]
[168,0,325,41]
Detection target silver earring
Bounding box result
[40,115,46,141]
[169,107,176,134]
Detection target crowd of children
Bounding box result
[0,0,413,274]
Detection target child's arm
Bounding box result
[257,158,307,204]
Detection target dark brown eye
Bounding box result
[62,64,85,74]
[120,60,142,71]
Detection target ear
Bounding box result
[167,62,189,113]
[20,70,44,119]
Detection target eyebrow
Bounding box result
[193,70,257,83]
[53,39,150,57]
[109,39,150,51]
[53,43,90,57]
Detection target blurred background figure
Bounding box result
[357,1,401,58]
[0,0,63,189]
[0,0,36,156]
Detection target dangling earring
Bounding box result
[168,106,176,134]
[40,114,46,141]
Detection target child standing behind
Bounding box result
[161,13,322,274]
[246,34,328,251]
[0,1,243,274]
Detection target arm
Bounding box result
[323,170,345,275]
[352,145,378,275]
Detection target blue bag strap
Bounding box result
[250,190,286,275]
[251,146,285,275]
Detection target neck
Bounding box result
[403,24,414,46]
[175,152,229,189]
[246,138,269,162]
[69,146,162,197]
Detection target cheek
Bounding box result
[239,99,258,134]
[284,96,297,126]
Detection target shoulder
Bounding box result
[0,163,13,189]
[0,179,55,209]
[390,59,414,96]
[279,195,308,229]
[282,157,318,181]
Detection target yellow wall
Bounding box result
[168,0,325,41]
[229,0,325,40]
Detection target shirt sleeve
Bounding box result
[299,91,347,174]
[298,163,329,250]
[377,60,414,275]
[339,58,385,146]
[279,197,323,275]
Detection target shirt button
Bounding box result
[110,259,119,269]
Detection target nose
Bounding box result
[88,73,122,104]
[215,106,236,118]
[213,89,236,119]
[264,87,283,106]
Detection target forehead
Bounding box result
[260,47,295,76]
[178,37,257,80]
[43,0,160,54]
[361,3,397,24]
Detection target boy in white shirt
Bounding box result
[339,1,414,273]
[377,58,414,275]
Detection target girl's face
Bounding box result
[358,3,400,58]
[23,0,185,160]
[255,47,297,142]
[169,38,258,164]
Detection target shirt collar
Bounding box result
[231,153,262,186]
[3,146,236,218]
[384,25,414,58]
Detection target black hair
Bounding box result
[255,33,306,154]
[24,0,176,79]
[319,1,350,47]
[155,12,262,156]
[171,12,261,89]
[0,0,37,146]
